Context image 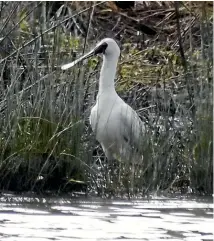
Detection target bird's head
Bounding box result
[94,38,120,58]
[61,38,120,70]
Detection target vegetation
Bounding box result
[0,1,213,197]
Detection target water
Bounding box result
[0,193,213,241]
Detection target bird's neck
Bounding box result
[98,55,118,96]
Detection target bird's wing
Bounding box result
[119,103,145,153]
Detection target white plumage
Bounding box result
[62,38,144,164]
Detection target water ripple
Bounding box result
[0,194,213,241]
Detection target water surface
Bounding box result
[0,193,213,241]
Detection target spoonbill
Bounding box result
[61,38,144,172]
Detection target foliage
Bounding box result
[0,1,212,196]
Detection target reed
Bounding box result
[0,1,212,196]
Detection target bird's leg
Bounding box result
[122,161,134,198]
[102,148,115,189]
[125,156,137,197]
[108,157,120,183]
[104,152,121,194]
[130,159,136,195]
[107,158,114,187]
[129,155,144,196]
[111,158,120,183]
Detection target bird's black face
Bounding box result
[94,42,108,55]
[75,42,108,61]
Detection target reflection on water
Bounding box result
[0,193,213,241]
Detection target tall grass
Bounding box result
[0,2,212,196]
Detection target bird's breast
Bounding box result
[90,99,122,143]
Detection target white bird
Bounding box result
[61,38,144,170]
